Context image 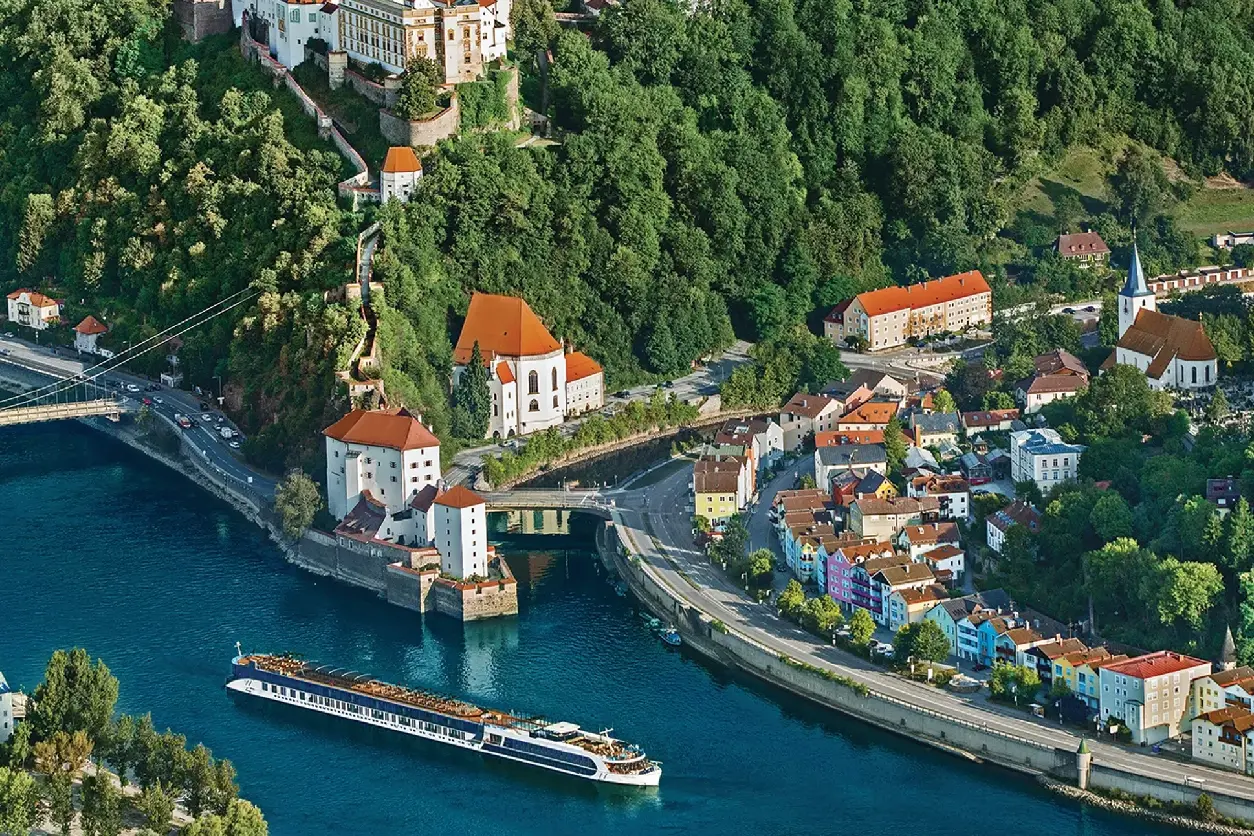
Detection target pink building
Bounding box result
[825,541,895,609]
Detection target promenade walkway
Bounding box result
[610,463,1254,803]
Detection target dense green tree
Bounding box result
[1089,492,1134,543]
[931,389,957,415]
[1108,146,1172,226]
[274,471,322,539]
[883,417,907,469]
[137,781,177,833]
[747,548,774,586]
[800,596,843,636]
[391,57,442,120]
[849,608,875,646]
[4,724,31,770]
[895,620,950,663]
[451,342,491,439]
[511,0,558,56]
[81,773,123,836]
[989,663,1040,703]
[0,767,40,836]
[777,579,805,619]
[30,649,118,744]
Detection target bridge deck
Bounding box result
[0,399,121,427]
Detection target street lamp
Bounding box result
[214,374,223,407]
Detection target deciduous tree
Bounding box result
[274,471,322,540]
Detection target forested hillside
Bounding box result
[2,0,1253,466]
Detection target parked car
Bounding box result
[127,384,141,393]
[1085,305,1096,312]
[229,441,241,449]
[141,397,152,406]
[1062,307,1074,314]
[614,390,630,398]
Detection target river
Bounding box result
[0,422,1173,835]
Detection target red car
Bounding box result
[142,397,153,406]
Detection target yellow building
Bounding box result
[694,457,747,524]
[1055,647,1113,693]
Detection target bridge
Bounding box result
[0,398,121,426]
[480,489,615,519]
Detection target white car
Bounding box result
[153,397,163,405]
[229,441,241,449]
[127,384,141,393]
[201,413,213,422]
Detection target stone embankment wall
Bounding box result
[1041,777,1254,836]
[173,0,233,42]
[602,524,1254,823]
[379,99,461,148]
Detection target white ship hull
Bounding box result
[226,677,660,786]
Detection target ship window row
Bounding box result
[250,669,482,734]
[500,737,597,770]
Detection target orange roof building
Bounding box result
[825,271,992,351]
[324,408,442,520]
[74,315,108,335]
[453,292,604,438]
[380,147,423,203]
[6,288,60,330]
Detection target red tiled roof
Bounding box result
[1056,232,1110,257]
[454,293,560,365]
[381,146,422,174]
[961,409,1019,428]
[782,392,836,419]
[1117,309,1218,378]
[1035,349,1089,378]
[7,288,57,307]
[838,401,898,426]
[816,429,885,446]
[435,485,485,509]
[1101,651,1210,680]
[565,350,602,382]
[495,362,514,384]
[1024,375,1087,395]
[853,271,991,317]
[324,408,440,451]
[833,541,895,562]
[923,544,964,560]
[902,521,960,545]
[74,315,108,335]
[824,299,852,323]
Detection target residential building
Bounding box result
[451,293,603,438]
[238,0,511,82]
[1207,477,1241,512]
[1214,231,1254,250]
[380,146,423,203]
[959,451,992,485]
[909,412,960,448]
[904,446,940,474]
[0,672,10,744]
[836,400,898,433]
[896,522,960,561]
[73,316,108,354]
[906,473,971,520]
[926,589,1013,660]
[1099,651,1212,744]
[6,288,59,330]
[1017,349,1090,413]
[779,392,840,451]
[717,417,784,474]
[1054,647,1113,694]
[830,469,896,512]
[324,408,441,520]
[820,379,874,415]
[694,455,750,524]
[1106,242,1218,390]
[1010,428,1085,492]
[1192,706,1254,774]
[986,501,1041,554]
[1193,667,1254,716]
[815,429,884,447]
[825,271,993,351]
[828,370,909,403]
[849,555,909,616]
[825,541,894,610]
[870,562,936,625]
[814,443,888,490]
[1075,654,1130,710]
[916,544,965,586]
[849,496,940,541]
[1024,637,1088,685]
[431,485,489,579]
[961,409,1020,433]
[887,583,948,632]
[812,530,862,592]
[1055,231,1110,267]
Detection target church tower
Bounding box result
[1118,239,1156,339]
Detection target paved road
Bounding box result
[0,336,277,499]
[609,464,1254,801]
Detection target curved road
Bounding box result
[605,464,1254,803]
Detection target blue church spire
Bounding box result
[1122,237,1152,298]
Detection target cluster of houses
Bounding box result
[6,288,114,357]
[693,417,783,526]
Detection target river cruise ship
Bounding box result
[227,653,662,786]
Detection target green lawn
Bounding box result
[1173,188,1254,237]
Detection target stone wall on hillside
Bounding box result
[379,98,461,148]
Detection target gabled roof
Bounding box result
[382,146,423,174]
[988,501,1040,534]
[1003,627,1043,646]
[896,583,947,606]
[74,315,108,335]
[961,409,1020,429]
[7,288,57,307]
[1210,666,1254,689]
[855,496,939,517]
[815,429,884,446]
[875,562,935,586]
[435,485,485,509]
[1022,374,1087,395]
[816,444,887,467]
[336,491,388,539]
[1035,349,1089,378]
[902,522,959,545]
[410,484,439,512]
[1198,707,1254,733]
[324,408,440,451]
[694,457,743,494]
[851,271,991,317]
[1101,651,1209,680]
[1030,638,1088,660]
[495,362,514,384]
[454,292,561,365]
[855,470,890,496]
[912,412,960,434]
[1117,308,1218,376]
[1057,231,1110,258]
[824,299,852,323]
[565,351,602,382]
[839,400,898,425]
[833,541,895,562]
[910,473,971,495]
[782,392,837,419]
[922,543,964,560]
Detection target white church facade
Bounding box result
[1104,242,1218,391]
[452,292,604,439]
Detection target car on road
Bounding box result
[0,349,9,356]
[229,441,241,449]
[175,414,193,429]
[614,390,630,399]
[141,397,152,406]
[1062,307,1074,314]
[201,413,213,422]
[153,397,163,405]
[1085,305,1096,312]
[126,384,141,393]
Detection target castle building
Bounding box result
[236,0,510,84]
[323,408,442,520]
[380,146,423,202]
[433,485,488,579]
[824,271,992,351]
[452,293,604,439]
[1104,242,1218,390]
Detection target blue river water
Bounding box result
[0,422,1174,835]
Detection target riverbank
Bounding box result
[597,516,1254,826]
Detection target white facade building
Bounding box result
[380,147,423,203]
[6,289,59,330]
[433,485,488,579]
[1010,428,1085,493]
[452,293,603,438]
[73,315,109,354]
[1099,651,1211,745]
[0,672,11,744]
[1108,242,1218,390]
[324,408,442,520]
